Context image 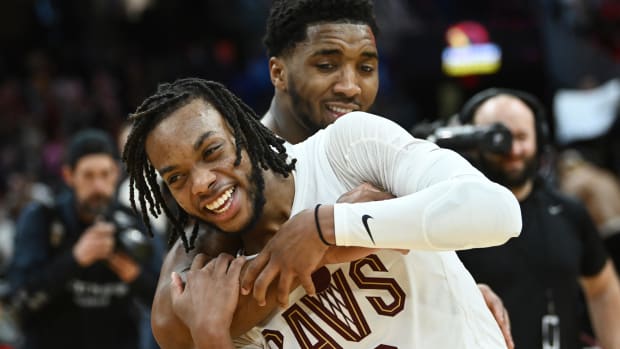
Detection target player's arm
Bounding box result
[151,228,281,348]
[241,112,522,306]
[170,254,246,349]
[325,113,521,251]
[151,238,196,349]
[580,260,620,349]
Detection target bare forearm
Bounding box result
[587,286,620,349]
[582,262,620,349]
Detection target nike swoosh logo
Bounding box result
[362,214,376,245]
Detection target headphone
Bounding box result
[458,87,550,156]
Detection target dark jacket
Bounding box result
[7,190,164,349]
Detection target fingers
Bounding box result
[170,272,184,298]
[276,272,295,307]
[190,253,210,270]
[299,274,316,298]
[252,262,280,307]
[227,255,246,278]
[478,284,513,349]
[240,252,269,296]
[213,253,234,273]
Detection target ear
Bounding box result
[61,165,74,187]
[269,57,287,92]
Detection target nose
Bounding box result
[510,139,524,157]
[191,165,217,196]
[92,176,111,194]
[333,65,362,97]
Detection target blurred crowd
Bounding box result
[0,0,619,348]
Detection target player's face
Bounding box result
[65,154,119,219]
[474,96,538,188]
[281,23,379,131]
[145,98,258,234]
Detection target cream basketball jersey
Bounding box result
[234,112,516,348]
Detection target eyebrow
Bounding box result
[311,49,378,60]
[158,131,215,176]
[193,131,215,151]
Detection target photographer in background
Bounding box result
[5,129,163,349]
[455,88,620,349]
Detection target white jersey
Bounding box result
[235,112,520,348]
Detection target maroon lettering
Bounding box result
[262,329,284,349]
[350,254,406,316]
[301,269,371,341]
[282,303,343,349]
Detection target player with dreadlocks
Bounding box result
[144,0,516,348]
[123,78,295,252]
[123,74,522,348]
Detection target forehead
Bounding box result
[473,96,536,131]
[293,22,377,57]
[73,154,116,173]
[145,98,230,153]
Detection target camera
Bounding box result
[106,208,153,264]
[411,121,513,155]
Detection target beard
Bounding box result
[288,79,324,134]
[205,162,266,237]
[77,193,114,223]
[477,152,539,189]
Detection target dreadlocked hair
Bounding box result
[122,77,296,252]
[264,0,379,57]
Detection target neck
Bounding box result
[262,95,311,144]
[511,179,534,202]
[240,168,295,254]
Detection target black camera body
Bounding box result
[106,208,153,264]
[412,121,513,155]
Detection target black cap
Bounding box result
[65,129,119,168]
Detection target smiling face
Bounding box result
[272,22,379,137]
[473,95,538,189]
[145,98,259,234]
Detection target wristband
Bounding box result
[314,204,334,246]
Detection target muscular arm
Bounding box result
[151,229,281,349]
[580,260,620,349]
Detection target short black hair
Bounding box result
[65,129,119,169]
[122,78,296,251]
[264,0,379,57]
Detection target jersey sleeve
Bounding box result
[325,112,522,250]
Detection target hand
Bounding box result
[241,208,330,307]
[107,252,141,282]
[478,283,514,349]
[73,221,115,267]
[170,253,245,348]
[337,182,393,203]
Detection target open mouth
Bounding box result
[326,104,356,118]
[205,186,236,214]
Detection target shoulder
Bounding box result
[323,111,423,149]
[328,111,403,135]
[17,201,55,226]
[536,180,591,220]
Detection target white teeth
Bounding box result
[205,187,235,213]
[327,105,354,114]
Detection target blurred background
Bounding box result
[0,0,618,275]
[0,0,619,190]
[0,0,618,347]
